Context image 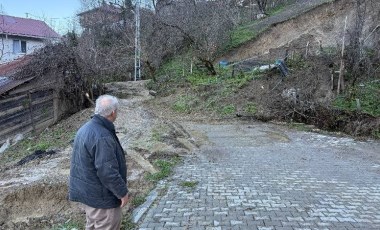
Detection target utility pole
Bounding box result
[134,0,141,81]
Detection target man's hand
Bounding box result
[120,194,129,208]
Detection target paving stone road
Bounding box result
[138,121,380,230]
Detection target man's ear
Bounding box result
[112,110,118,118]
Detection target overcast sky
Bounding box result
[0,0,82,34]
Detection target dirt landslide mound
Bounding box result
[0,183,74,229]
[0,80,199,229]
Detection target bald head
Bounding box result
[95,95,119,121]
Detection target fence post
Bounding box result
[28,91,36,133]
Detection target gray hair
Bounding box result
[94,95,119,117]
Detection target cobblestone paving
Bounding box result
[138,122,380,230]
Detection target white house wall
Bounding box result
[0,36,46,64]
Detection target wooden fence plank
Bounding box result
[0,94,27,105]
[0,118,32,137]
[0,95,28,111]
[0,109,30,129]
[0,87,59,145]
[0,105,25,117]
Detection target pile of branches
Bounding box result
[13,40,99,112]
[258,56,379,138]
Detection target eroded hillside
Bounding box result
[222,0,380,62]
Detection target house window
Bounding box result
[21,41,26,53]
[13,40,27,53]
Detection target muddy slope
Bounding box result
[223,0,380,62]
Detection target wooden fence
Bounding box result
[0,88,58,144]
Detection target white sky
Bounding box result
[0,0,82,34]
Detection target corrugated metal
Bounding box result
[0,55,32,76]
[0,77,35,95]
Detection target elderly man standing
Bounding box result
[69,94,129,230]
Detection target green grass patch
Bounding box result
[121,214,137,230]
[146,157,181,182]
[132,195,146,207]
[152,56,192,95]
[51,219,83,230]
[220,104,236,116]
[172,95,198,113]
[0,127,76,166]
[373,130,380,139]
[157,57,184,77]
[151,128,163,142]
[156,54,195,82]
[187,73,220,86]
[243,102,258,115]
[333,81,380,117]
[151,131,161,142]
[179,181,198,188]
[226,74,254,89]
[228,24,258,49]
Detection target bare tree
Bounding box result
[256,0,268,14]
[345,0,365,86]
[77,0,135,81]
[140,9,181,79]
[79,0,100,11]
[345,0,379,86]
[143,0,239,75]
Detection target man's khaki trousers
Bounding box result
[84,205,122,230]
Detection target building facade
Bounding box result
[0,15,60,64]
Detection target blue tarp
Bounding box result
[219,60,229,68]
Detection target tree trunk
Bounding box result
[145,61,157,82]
[338,16,348,94]
[200,59,216,75]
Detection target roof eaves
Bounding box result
[0,76,35,95]
[0,32,60,39]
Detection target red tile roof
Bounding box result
[0,55,32,76]
[0,15,60,39]
[0,55,35,95]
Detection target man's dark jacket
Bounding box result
[69,114,128,209]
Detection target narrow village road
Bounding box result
[138,120,380,230]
